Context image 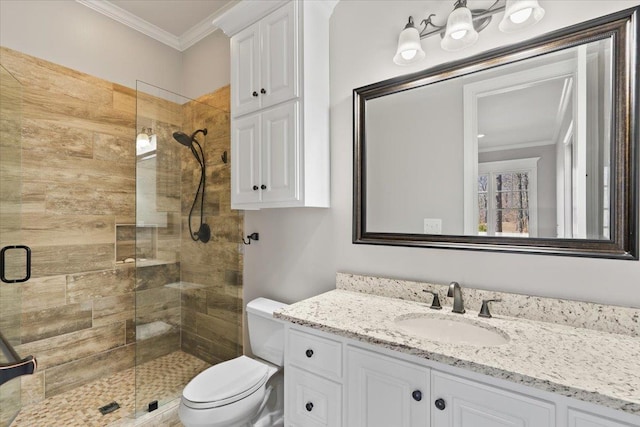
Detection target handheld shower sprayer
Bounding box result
[172,128,210,243]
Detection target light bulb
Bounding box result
[450,30,467,40]
[401,49,417,60]
[509,7,532,24]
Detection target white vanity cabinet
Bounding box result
[431,371,554,427]
[283,324,639,427]
[285,327,343,427]
[226,0,332,209]
[567,409,638,427]
[346,347,430,427]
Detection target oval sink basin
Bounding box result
[394,314,510,346]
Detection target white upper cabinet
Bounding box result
[221,0,333,209]
[232,102,299,205]
[231,1,297,116]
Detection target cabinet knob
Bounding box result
[252,91,258,97]
[305,349,314,358]
[260,88,267,94]
[435,398,446,411]
[261,184,267,190]
[305,402,314,412]
[253,185,259,191]
[412,390,422,401]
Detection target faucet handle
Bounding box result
[478,299,502,318]
[423,290,442,310]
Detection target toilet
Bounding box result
[179,298,288,427]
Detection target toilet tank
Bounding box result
[246,298,289,366]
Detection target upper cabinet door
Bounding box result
[231,22,260,116]
[231,114,261,205]
[231,2,297,117]
[431,371,555,427]
[261,101,298,204]
[260,1,298,110]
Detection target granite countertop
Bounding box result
[275,289,640,415]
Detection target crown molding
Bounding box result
[77,0,181,49]
[180,1,238,50]
[212,0,288,37]
[213,0,340,37]
[76,0,233,52]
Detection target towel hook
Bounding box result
[243,232,259,245]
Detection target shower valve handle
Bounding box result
[260,88,266,94]
[252,91,258,97]
[253,185,259,191]
[261,185,267,190]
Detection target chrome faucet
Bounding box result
[447,282,465,314]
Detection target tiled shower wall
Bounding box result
[0,46,242,423]
[180,88,244,365]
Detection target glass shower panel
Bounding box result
[134,81,242,416]
[0,64,24,426]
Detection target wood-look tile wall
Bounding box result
[180,89,244,365]
[0,47,243,418]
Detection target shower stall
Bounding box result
[0,46,243,426]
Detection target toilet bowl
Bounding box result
[179,298,287,427]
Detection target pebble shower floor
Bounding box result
[11,351,209,427]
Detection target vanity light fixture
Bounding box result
[393,0,545,65]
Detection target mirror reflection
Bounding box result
[366,38,612,240]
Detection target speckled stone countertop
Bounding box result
[275,289,640,415]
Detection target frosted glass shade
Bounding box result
[441,6,478,51]
[136,129,150,145]
[393,25,426,65]
[499,0,545,32]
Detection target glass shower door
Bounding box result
[0,63,26,426]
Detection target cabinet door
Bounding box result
[231,22,260,116]
[261,102,298,204]
[231,114,261,205]
[431,371,555,427]
[260,0,297,110]
[347,347,430,427]
[568,408,638,427]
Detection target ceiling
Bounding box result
[77,0,238,51]
[478,78,569,152]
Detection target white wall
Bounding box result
[181,31,230,100]
[243,0,640,309]
[0,0,183,94]
[0,0,230,99]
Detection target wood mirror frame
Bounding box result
[353,7,638,259]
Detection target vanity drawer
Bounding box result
[288,328,342,379]
[286,366,342,427]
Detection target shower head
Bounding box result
[172,128,208,148]
[172,131,193,147]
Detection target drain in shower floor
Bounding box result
[98,401,121,415]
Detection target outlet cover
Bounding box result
[424,218,442,234]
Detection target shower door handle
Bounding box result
[0,245,31,283]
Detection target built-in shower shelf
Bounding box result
[164,281,206,290]
[136,321,174,341]
[136,259,176,268]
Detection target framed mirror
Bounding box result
[353,7,638,259]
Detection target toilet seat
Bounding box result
[182,356,270,410]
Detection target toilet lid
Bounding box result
[182,356,270,409]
